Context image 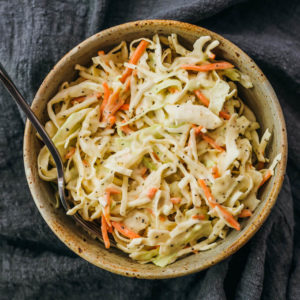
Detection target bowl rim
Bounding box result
[23,19,287,279]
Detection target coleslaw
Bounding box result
[37,34,281,266]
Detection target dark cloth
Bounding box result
[0,0,299,299]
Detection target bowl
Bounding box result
[23,20,287,279]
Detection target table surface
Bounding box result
[0,0,299,299]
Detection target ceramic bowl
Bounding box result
[23,20,287,279]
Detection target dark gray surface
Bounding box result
[0,0,300,299]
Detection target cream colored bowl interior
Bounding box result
[23,20,287,279]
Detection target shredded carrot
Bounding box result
[82,159,89,167]
[168,87,179,94]
[159,215,166,222]
[98,50,105,55]
[103,187,120,227]
[238,209,252,218]
[192,124,224,151]
[120,103,130,111]
[120,40,149,83]
[111,222,141,239]
[192,124,204,135]
[65,147,76,159]
[194,90,230,120]
[102,87,125,123]
[120,124,133,134]
[107,224,113,233]
[106,187,121,194]
[195,90,210,107]
[147,187,158,199]
[104,88,121,118]
[198,179,214,202]
[219,110,231,120]
[181,62,234,72]
[198,179,240,231]
[152,152,160,161]
[101,216,110,249]
[170,197,181,205]
[201,133,225,152]
[71,96,86,105]
[72,92,101,105]
[212,165,221,178]
[259,170,272,187]
[108,115,116,128]
[208,53,216,60]
[192,214,206,220]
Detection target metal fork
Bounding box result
[0,63,107,242]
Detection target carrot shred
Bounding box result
[219,110,231,120]
[147,187,158,199]
[194,90,230,120]
[181,62,234,72]
[71,96,86,105]
[120,124,133,134]
[108,115,116,128]
[198,179,240,231]
[65,147,76,159]
[201,133,225,152]
[168,87,179,94]
[192,214,206,220]
[120,40,149,83]
[208,53,216,60]
[82,159,89,167]
[238,209,252,218]
[170,197,181,205]
[212,165,221,178]
[259,170,272,187]
[98,50,105,55]
[72,92,101,105]
[107,224,113,233]
[192,124,224,151]
[111,222,141,239]
[152,152,160,161]
[195,90,210,107]
[104,88,121,117]
[120,103,130,110]
[101,216,110,249]
[103,187,120,227]
[159,215,166,222]
[192,124,204,135]
[102,87,125,123]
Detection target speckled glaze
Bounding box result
[23,20,287,279]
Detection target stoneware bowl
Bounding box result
[23,20,287,279]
